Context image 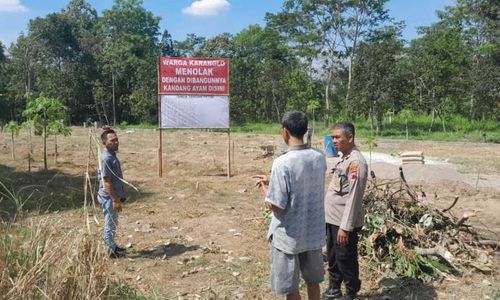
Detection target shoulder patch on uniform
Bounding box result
[349,163,358,180]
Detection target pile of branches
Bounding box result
[360,167,498,281]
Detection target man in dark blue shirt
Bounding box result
[98,129,126,258]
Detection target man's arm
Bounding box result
[337,161,367,246]
[253,174,285,215]
[103,177,122,212]
[265,200,285,214]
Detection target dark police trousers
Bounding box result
[326,223,361,295]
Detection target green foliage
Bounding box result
[3,121,20,137]
[0,0,498,131]
[267,0,390,119]
[230,123,282,135]
[23,96,67,127]
[352,24,405,133]
[0,180,31,221]
[47,119,71,136]
[392,250,450,281]
[94,0,160,124]
[3,121,21,160]
[232,116,500,143]
[23,96,67,170]
[365,135,377,151]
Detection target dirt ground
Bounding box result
[1,127,499,299]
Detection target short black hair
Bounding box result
[101,129,116,142]
[332,121,355,138]
[282,111,308,138]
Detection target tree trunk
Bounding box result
[54,135,58,165]
[429,88,436,132]
[405,119,409,140]
[429,109,435,132]
[440,112,446,132]
[11,133,15,160]
[324,71,332,128]
[345,60,353,118]
[469,94,475,121]
[271,87,280,123]
[43,126,47,171]
[369,107,374,133]
[112,70,116,126]
[94,97,103,124]
[100,98,110,125]
[28,126,33,173]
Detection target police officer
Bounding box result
[323,122,367,300]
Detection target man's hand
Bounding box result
[113,200,122,213]
[253,175,269,193]
[337,228,349,246]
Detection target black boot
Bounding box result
[322,285,342,299]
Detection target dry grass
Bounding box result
[1,128,499,299]
[0,218,112,299]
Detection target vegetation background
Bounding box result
[0,0,498,142]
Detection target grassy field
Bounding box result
[118,114,500,143]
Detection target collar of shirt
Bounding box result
[341,146,359,160]
[104,148,116,156]
[287,144,308,152]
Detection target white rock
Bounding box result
[238,256,252,262]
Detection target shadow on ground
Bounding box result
[0,164,152,220]
[129,243,200,259]
[363,278,437,299]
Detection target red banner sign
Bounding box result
[159,57,230,95]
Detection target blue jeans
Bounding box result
[98,196,118,251]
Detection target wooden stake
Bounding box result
[158,104,163,178]
[157,57,163,178]
[83,130,92,233]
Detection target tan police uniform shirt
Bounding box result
[325,146,368,231]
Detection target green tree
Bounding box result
[267,0,390,121]
[5,0,100,125]
[365,135,377,173]
[352,25,405,134]
[0,41,8,121]
[408,14,469,132]
[159,29,178,57]
[23,96,67,170]
[5,34,40,121]
[200,33,235,58]
[47,119,71,164]
[451,0,499,120]
[21,119,35,172]
[399,109,415,140]
[174,33,207,57]
[3,121,21,160]
[95,0,161,124]
[231,25,304,123]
